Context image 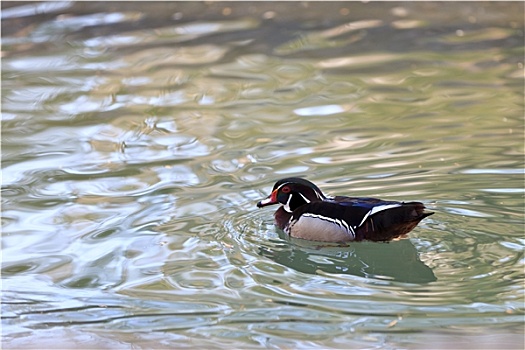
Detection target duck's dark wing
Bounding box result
[292,197,433,241]
[289,199,398,237]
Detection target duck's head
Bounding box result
[257,177,326,213]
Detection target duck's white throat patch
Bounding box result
[283,195,293,213]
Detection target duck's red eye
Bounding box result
[281,186,291,193]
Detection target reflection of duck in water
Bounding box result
[259,238,437,283]
[257,177,434,242]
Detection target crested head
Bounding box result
[272,177,323,193]
[257,177,326,212]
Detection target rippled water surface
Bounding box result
[2,2,524,348]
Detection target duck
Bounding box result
[257,177,434,242]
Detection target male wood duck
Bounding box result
[257,177,434,242]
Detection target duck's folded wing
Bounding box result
[291,200,400,231]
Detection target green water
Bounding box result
[2,2,524,348]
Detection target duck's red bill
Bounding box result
[257,190,278,207]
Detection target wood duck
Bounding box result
[257,177,434,242]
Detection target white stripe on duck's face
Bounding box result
[286,213,355,242]
[282,192,312,213]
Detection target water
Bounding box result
[2,2,524,348]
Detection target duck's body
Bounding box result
[257,177,433,242]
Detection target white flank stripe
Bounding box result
[303,213,355,238]
[358,203,401,227]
